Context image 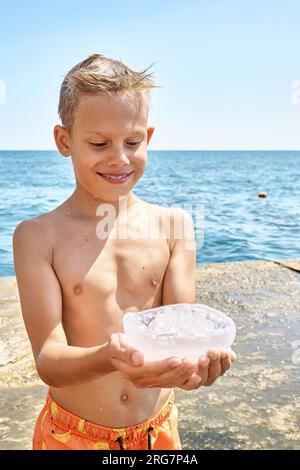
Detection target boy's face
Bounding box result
[55,90,154,203]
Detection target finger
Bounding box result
[197,355,210,384]
[130,356,185,388]
[179,373,202,391]
[205,353,222,386]
[136,358,192,388]
[198,355,210,368]
[109,333,144,366]
[142,356,183,376]
[220,350,231,375]
[229,349,237,362]
[116,354,186,389]
[151,359,196,388]
[206,348,220,361]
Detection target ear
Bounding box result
[53,125,71,157]
[147,126,155,145]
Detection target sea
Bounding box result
[1,150,299,276]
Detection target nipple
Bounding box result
[120,394,128,402]
[73,284,82,295]
[151,279,157,287]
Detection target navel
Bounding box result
[73,283,82,295]
[120,394,128,402]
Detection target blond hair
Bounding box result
[58,53,159,130]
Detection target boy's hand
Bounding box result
[107,333,197,389]
[178,348,237,390]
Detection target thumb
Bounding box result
[117,333,144,366]
[131,351,144,366]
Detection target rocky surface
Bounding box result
[1,259,300,450]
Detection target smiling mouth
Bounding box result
[96,171,134,184]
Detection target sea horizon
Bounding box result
[1,150,299,276]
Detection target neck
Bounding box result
[67,185,140,220]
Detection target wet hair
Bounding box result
[58,53,159,130]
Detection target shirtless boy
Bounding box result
[13,54,236,450]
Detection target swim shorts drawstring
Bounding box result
[116,426,154,450]
[147,426,154,450]
[116,435,125,450]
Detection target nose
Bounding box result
[107,146,130,167]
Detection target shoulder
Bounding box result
[13,202,66,239]
[168,208,195,251]
[167,207,194,225]
[142,202,193,223]
[144,204,195,251]
[13,212,52,237]
[13,216,43,238]
[13,213,55,262]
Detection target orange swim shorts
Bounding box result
[32,391,182,450]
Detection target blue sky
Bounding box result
[0,0,299,150]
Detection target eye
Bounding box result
[89,142,106,147]
[127,141,141,146]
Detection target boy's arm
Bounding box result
[13,219,117,388]
[162,209,196,305]
[13,219,202,391]
[162,209,236,389]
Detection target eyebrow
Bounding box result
[84,129,145,136]
[84,130,105,135]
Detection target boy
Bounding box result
[13,54,236,450]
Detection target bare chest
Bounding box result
[53,235,170,296]
[51,225,170,343]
